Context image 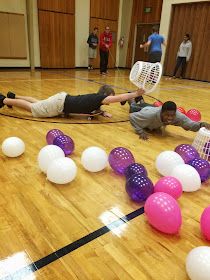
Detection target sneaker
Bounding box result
[7,91,16,108]
[0,94,6,108]
[120,101,127,106]
[135,96,145,104]
[7,91,16,99]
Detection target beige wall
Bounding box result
[0,0,30,67]
[33,0,40,67]
[118,0,133,67]
[160,0,208,64]
[75,0,90,67]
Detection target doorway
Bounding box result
[133,23,160,64]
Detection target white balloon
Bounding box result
[171,164,201,192]
[155,151,184,176]
[81,146,108,172]
[38,145,65,173]
[47,157,77,184]
[186,246,210,280]
[2,137,25,157]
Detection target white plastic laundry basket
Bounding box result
[129,61,162,94]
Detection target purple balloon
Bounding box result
[203,141,210,161]
[124,163,148,180]
[46,129,64,145]
[188,158,210,182]
[108,147,135,175]
[126,174,154,203]
[53,135,74,156]
[175,144,199,163]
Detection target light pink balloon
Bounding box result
[144,192,182,234]
[200,206,210,241]
[154,176,183,199]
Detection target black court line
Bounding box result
[3,207,144,279]
[0,112,129,124]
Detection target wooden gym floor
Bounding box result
[0,69,209,279]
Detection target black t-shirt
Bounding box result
[63,93,107,114]
[87,33,98,49]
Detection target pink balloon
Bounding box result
[200,206,210,241]
[144,192,182,234]
[177,107,186,115]
[154,176,183,199]
[186,109,201,122]
[153,101,163,107]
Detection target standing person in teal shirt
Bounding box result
[140,25,166,63]
[87,27,99,70]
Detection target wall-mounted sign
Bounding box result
[144,7,152,13]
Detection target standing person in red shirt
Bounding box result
[99,26,112,75]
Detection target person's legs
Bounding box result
[129,99,153,113]
[15,95,39,103]
[3,98,32,112]
[149,52,162,63]
[180,57,187,78]
[104,51,109,73]
[88,48,96,69]
[173,57,182,77]
[100,50,106,73]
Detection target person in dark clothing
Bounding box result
[87,27,99,70]
[140,25,166,63]
[99,26,112,75]
[0,86,145,118]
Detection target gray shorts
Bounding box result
[31,92,67,118]
[88,47,97,59]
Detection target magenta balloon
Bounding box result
[175,144,199,163]
[200,206,210,241]
[144,192,182,234]
[108,147,135,175]
[46,129,64,144]
[186,109,201,122]
[53,135,74,156]
[154,176,183,199]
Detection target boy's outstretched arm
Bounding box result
[102,89,145,105]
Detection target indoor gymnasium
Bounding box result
[0,0,209,279]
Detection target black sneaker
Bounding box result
[120,101,127,106]
[135,96,145,104]
[7,91,16,108]
[0,94,6,108]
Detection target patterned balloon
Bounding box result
[186,109,201,122]
[126,174,154,203]
[177,107,186,114]
[154,176,183,199]
[188,158,210,182]
[145,192,182,234]
[108,147,135,175]
[46,129,64,145]
[124,163,147,180]
[53,135,75,156]
[175,144,199,163]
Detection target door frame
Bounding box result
[132,22,160,66]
